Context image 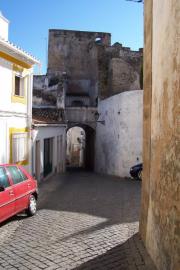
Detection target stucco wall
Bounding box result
[0,58,33,115]
[0,116,32,173]
[95,90,143,177]
[0,57,33,173]
[32,125,66,181]
[0,13,9,40]
[140,1,180,270]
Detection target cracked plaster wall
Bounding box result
[140,1,180,270]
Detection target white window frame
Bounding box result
[14,71,27,97]
[12,132,28,163]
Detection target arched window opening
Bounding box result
[71,100,84,107]
[95,37,102,44]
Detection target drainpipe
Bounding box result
[27,69,33,174]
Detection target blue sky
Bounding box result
[0,0,143,74]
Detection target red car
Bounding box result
[0,164,38,224]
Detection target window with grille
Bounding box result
[12,133,28,163]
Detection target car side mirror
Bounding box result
[0,186,5,192]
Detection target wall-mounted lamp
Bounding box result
[94,111,105,125]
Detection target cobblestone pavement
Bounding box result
[0,172,156,270]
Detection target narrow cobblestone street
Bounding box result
[0,172,156,270]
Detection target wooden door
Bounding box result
[57,135,63,173]
[44,138,53,177]
[35,140,40,181]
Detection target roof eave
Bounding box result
[0,38,40,66]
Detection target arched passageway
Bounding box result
[66,124,95,171]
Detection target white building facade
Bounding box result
[0,13,39,173]
[32,123,66,182]
[95,90,143,177]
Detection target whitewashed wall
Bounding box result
[0,58,32,114]
[32,125,66,181]
[0,58,33,173]
[0,117,29,165]
[0,13,9,40]
[95,90,143,177]
[0,118,8,164]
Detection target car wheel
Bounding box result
[26,195,37,216]
[138,170,142,180]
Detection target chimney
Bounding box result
[0,11,9,41]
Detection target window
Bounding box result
[71,100,84,107]
[14,75,25,97]
[44,138,53,177]
[95,37,102,44]
[0,167,10,188]
[7,166,25,185]
[15,76,20,96]
[12,133,28,163]
[19,169,28,181]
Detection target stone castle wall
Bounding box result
[33,29,143,107]
[47,30,111,106]
[98,43,143,99]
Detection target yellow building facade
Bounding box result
[0,12,39,172]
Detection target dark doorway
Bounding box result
[44,138,53,177]
[35,140,40,181]
[84,125,95,171]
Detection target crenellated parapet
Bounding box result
[33,29,143,109]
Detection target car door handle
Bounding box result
[9,191,14,196]
[27,184,31,187]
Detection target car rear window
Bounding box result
[7,166,26,185]
[0,167,10,188]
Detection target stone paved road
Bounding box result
[0,172,156,270]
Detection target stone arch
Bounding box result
[66,123,96,171]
